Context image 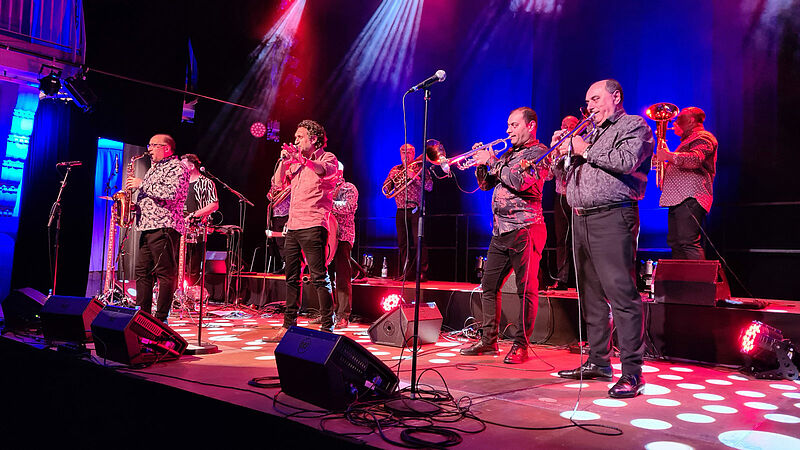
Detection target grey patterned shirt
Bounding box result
[553,110,654,209]
[476,141,549,236]
[134,155,190,234]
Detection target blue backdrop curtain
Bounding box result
[11,98,97,296]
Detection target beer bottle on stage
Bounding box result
[381,257,388,278]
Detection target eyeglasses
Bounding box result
[146,143,168,149]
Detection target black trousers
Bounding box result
[283,226,334,328]
[135,228,180,322]
[479,224,546,346]
[553,192,573,284]
[667,197,707,260]
[330,241,353,319]
[573,205,645,376]
[185,241,203,286]
[396,208,427,278]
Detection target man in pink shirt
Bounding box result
[267,120,339,340]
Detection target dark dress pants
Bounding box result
[135,228,180,322]
[396,208,428,279]
[572,205,645,376]
[553,192,573,284]
[667,197,707,260]
[283,226,334,328]
[330,241,353,320]
[479,224,546,346]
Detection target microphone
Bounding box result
[56,161,82,168]
[406,70,446,94]
[114,155,119,174]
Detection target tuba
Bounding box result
[645,102,679,190]
[112,154,147,227]
[382,139,446,199]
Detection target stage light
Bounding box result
[39,72,61,96]
[381,294,403,312]
[63,75,98,112]
[739,320,799,380]
[250,121,267,138]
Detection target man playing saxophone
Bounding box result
[124,134,190,324]
[460,106,548,364]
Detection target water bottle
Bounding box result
[381,257,388,278]
[644,259,654,299]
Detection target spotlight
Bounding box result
[250,121,267,138]
[380,294,403,312]
[63,75,98,112]
[39,72,61,96]
[739,320,799,380]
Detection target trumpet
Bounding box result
[382,139,447,199]
[440,136,511,172]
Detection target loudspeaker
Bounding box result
[654,259,730,306]
[1,288,47,331]
[41,296,104,343]
[368,303,443,347]
[90,305,188,365]
[275,326,398,410]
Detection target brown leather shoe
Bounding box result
[460,341,499,356]
[503,343,529,364]
[608,373,645,398]
[334,318,349,329]
[262,326,288,343]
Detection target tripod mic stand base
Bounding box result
[185,343,219,355]
[384,397,441,416]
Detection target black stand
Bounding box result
[48,166,73,295]
[186,223,218,355]
[199,168,253,308]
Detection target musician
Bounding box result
[266,183,290,273]
[383,143,432,281]
[659,107,717,260]
[551,79,654,398]
[460,107,548,364]
[125,134,190,323]
[330,162,358,328]
[267,120,338,340]
[547,115,579,290]
[181,154,219,285]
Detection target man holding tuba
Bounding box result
[658,107,717,260]
[551,79,653,398]
[382,143,433,281]
[460,106,548,364]
[266,120,339,340]
[125,134,190,324]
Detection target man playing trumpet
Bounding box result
[460,107,548,364]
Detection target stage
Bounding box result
[2,280,800,448]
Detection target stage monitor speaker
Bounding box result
[1,287,47,331]
[90,305,188,365]
[654,259,730,306]
[368,303,443,348]
[275,326,398,410]
[41,296,104,343]
[205,251,227,274]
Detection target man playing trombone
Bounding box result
[460,107,548,364]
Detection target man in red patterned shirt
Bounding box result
[658,107,718,260]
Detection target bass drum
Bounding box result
[324,212,338,267]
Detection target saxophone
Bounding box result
[113,154,147,227]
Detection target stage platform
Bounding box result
[2,290,800,448]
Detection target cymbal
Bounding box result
[98,196,113,200]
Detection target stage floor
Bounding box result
[66,309,800,449]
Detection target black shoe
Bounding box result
[460,341,499,356]
[503,343,529,364]
[318,323,334,333]
[557,362,613,381]
[608,373,645,398]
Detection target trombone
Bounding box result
[540,111,597,166]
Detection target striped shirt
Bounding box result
[185,175,218,214]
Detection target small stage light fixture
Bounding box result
[739,320,798,380]
[250,121,267,138]
[380,293,403,312]
[39,71,61,96]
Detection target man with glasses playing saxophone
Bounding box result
[460,106,548,364]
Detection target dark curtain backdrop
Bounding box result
[11,99,97,296]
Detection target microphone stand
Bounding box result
[200,168,253,309]
[48,166,74,295]
[186,223,218,355]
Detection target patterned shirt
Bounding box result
[135,155,190,234]
[271,147,338,231]
[332,180,358,245]
[384,165,433,209]
[552,109,654,209]
[185,175,218,215]
[476,141,549,236]
[659,129,717,212]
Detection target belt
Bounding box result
[574,201,636,217]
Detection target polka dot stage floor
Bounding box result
[134,312,800,449]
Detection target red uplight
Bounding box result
[381,294,403,312]
[250,121,267,138]
[741,322,761,354]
